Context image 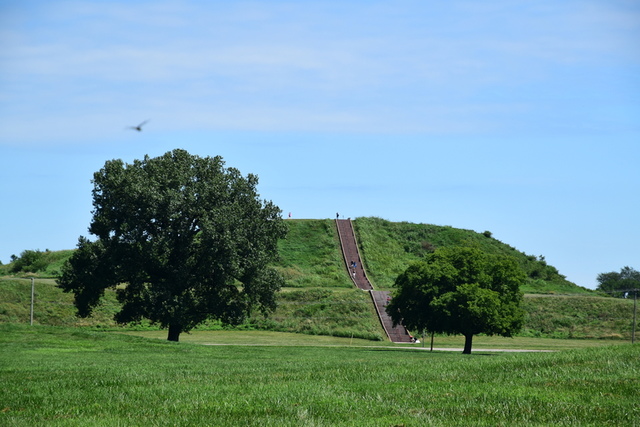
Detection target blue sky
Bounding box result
[1,1,638,289]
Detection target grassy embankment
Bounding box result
[0,249,74,279]
[0,219,384,340]
[1,218,635,341]
[353,217,636,340]
[1,324,638,426]
[353,217,590,293]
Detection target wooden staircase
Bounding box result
[335,219,372,290]
[335,219,413,343]
[370,290,413,343]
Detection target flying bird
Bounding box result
[127,120,149,131]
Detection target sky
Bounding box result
[1,0,638,289]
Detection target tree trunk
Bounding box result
[167,323,182,342]
[463,333,473,354]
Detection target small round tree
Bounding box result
[58,149,287,342]
[386,247,526,354]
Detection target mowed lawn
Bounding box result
[123,329,633,351]
[1,324,638,426]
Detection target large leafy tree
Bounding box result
[58,149,287,342]
[386,247,525,354]
[597,266,640,298]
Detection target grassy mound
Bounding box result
[3,217,630,341]
[1,278,634,341]
[354,217,590,293]
[0,249,74,278]
[2,218,590,294]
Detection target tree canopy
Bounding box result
[597,266,640,298]
[58,149,287,341]
[9,249,48,273]
[386,247,526,354]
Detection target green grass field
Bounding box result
[1,324,638,426]
[122,329,632,351]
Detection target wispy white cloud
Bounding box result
[1,0,638,144]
